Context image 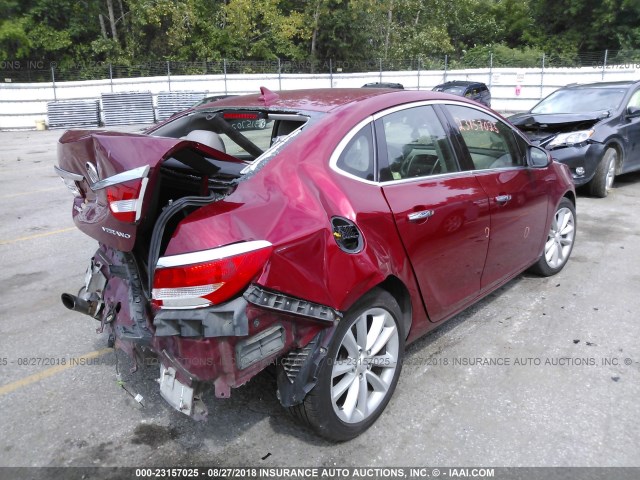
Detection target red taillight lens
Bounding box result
[106,178,146,223]
[152,242,273,308]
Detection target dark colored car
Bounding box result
[362,82,404,89]
[432,80,491,107]
[509,81,640,197]
[56,87,575,441]
[191,94,234,107]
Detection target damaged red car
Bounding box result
[56,87,576,441]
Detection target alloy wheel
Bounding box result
[545,207,575,269]
[330,307,400,424]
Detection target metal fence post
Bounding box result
[166,61,171,91]
[223,59,228,95]
[540,53,545,99]
[379,58,383,83]
[444,55,448,82]
[417,57,421,90]
[51,66,57,101]
[329,59,333,88]
[602,49,608,80]
[109,64,114,93]
[278,58,282,90]
[489,53,493,88]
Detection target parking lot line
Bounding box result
[0,347,113,397]
[0,227,76,245]
[0,187,61,199]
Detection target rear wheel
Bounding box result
[289,289,404,441]
[529,198,576,276]
[588,147,617,198]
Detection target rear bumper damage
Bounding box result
[62,245,339,419]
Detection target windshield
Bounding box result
[531,88,626,114]
[435,86,466,95]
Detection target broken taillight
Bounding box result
[152,241,273,309]
[105,178,147,223]
[87,165,150,223]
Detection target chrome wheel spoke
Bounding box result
[558,210,570,232]
[355,315,367,351]
[371,352,397,369]
[560,236,573,246]
[366,370,389,393]
[357,375,368,418]
[332,373,355,401]
[341,376,360,420]
[342,330,359,358]
[545,240,558,263]
[369,326,395,357]
[366,313,386,352]
[560,223,574,237]
[332,359,354,379]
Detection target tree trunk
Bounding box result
[106,0,119,44]
[99,13,108,40]
[384,0,394,60]
[310,0,321,57]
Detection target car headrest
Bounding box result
[182,130,226,153]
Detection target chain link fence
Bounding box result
[4,50,640,84]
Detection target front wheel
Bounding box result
[587,147,617,198]
[529,198,576,276]
[289,289,405,441]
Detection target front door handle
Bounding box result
[495,194,512,204]
[408,210,434,222]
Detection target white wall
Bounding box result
[1,65,638,130]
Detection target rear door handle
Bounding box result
[495,194,512,204]
[408,210,434,222]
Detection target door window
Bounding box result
[376,105,459,181]
[627,90,640,109]
[445,104,526,170]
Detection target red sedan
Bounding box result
[56,87,576,441]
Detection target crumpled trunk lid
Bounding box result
[56,130,240,252]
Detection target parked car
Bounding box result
[191,94,234,107]
[432,80,491,107]
[509,81,640,197]
[56,87,576,441]
[362,82,404,89]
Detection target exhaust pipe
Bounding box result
[61,293,91,316]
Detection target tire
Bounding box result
[529,198,576,276]
[587,147,617,198]
[289,289,405,441]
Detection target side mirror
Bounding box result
[627,106,640,118]
[529,146,551,168]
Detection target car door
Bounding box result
[619,88,640,172]
[441,103,551,291]
[377,104,491,323]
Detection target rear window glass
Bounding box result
[151,111,308,161]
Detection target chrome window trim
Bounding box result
[91,165,150,191]
[379,166,529,187]
[156,240,272,269]
[268,113,310,122]
[331,100,531,186]
[371,99,495,121]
